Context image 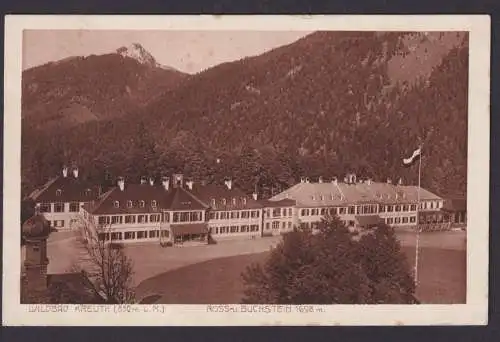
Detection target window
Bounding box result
[111,232,122,241]
[348,206,355,214]
[402,217,409,223]
[54,203,64,213]
[387,205,394,212]
[149,230,159,238]
[222,198,227,205]
[241,211,249,219]
[231,212,237,219]
[319,195,324,201]
[288,222,292,229]
[137,231,147,239]
[111,216,122,224]
[301,209,306,216]
[54,220,64,228]
[410,204,417,211]
[161,230,169,238]
[39,203,51,213]
[232,198,237,206]
[127,201,133,208]
[251,211,259,218]
[138,215,148,223]
[288,208,292,217]
[56,189,62,197]
[266,223,270,230]
[250,225,259,232]
[387,217,394,224]
[282,222,286,229]
[163,212,170,222]
[69,202,79,212]
[241,225,249,233]
[125,215,136,224]
[338,207,347,215]
[330,207,337,215]
[410,216,416,223]
[209,212,215,220]
[215,227,219,234]
[356,206,362,215]
[230,226,238,233]
[283,208,287,217]
[151,200,157,208]
[402,204,409,212]
[395,205,402,212]
[114,201,120,208]
[139,200,145,208]
[272,221,279,229]
[124,232,136,240]
[272,208,281,217]
[394,217,401,224]
[98,216,108,225]
[242,198,247,205]
[210,198,216,207]
[84,189,92,196]
[320,208,326,215]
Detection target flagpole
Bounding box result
[414,145,422,285]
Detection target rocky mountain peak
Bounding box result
[116,42,160,68]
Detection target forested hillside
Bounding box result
[22,49,187,130]
[21,31,468,199]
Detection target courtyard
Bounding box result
[45,229,466,304]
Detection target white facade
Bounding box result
[36,201,86,231]
[208,209,263,239]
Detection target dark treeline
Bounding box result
[21,32,468,199]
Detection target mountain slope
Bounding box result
[21,32,468,198]
[22,45,187,130]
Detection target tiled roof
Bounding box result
[27,176,99,203]
[190,183,263,210]
[170,223,208,236]
[84,184,208,215]
[270,181,442,207]
[258,199,296,208]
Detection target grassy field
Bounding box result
[136,245,466,304]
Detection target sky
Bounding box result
[22,30,311,73]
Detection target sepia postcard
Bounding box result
[3,15,490,326]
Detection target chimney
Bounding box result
[387,178,392,184]
[332,177,338,185]
[117,177,125,191]
[398,178,403,186]
[318,176,323,183]
[367,178,373,185]
[62,166,68,178]
[351,174,357,184]
[186,180,194,190]
[224,179,233,190]
[149,177,155,186]
[140,176,147,185]
[173,173,184,188]
[161,176,170,191]
[72,167,79,179]
[252,192,258,201]
[305,177,310,183]
[300,177,305,183]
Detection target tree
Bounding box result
[74,219,135,304]
[241,216,417,304]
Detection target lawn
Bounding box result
[136,245,466,304]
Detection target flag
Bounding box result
[403,147,422,166]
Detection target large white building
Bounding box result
[26,168,465,244]
[26,166,99,231]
